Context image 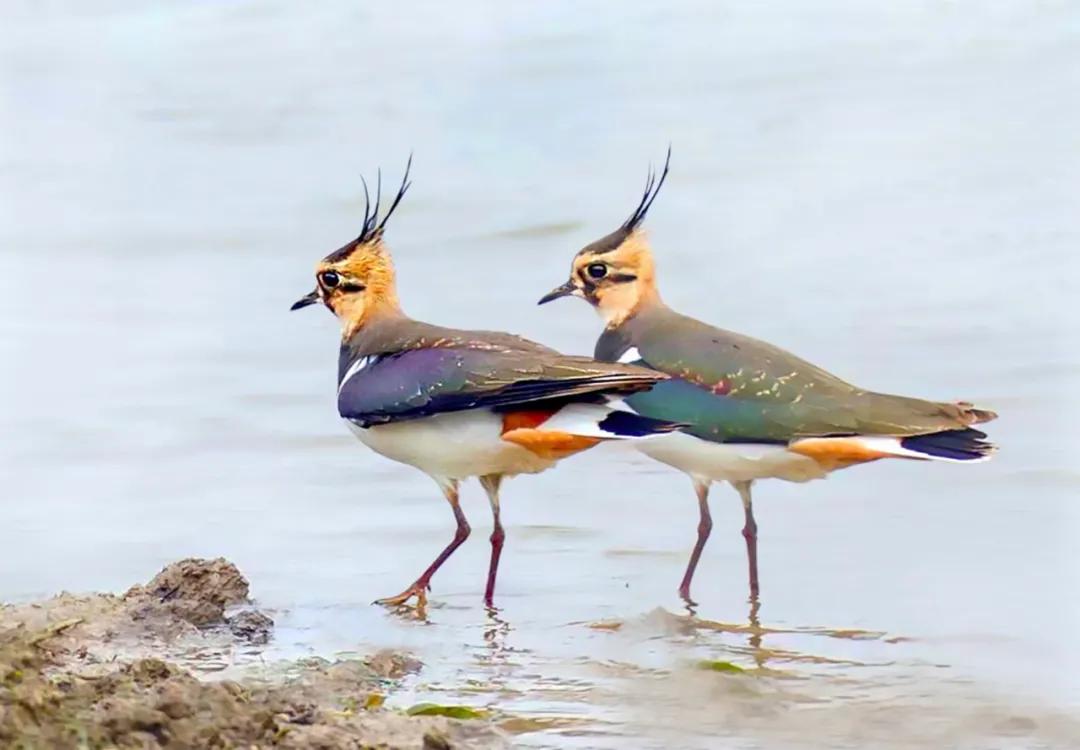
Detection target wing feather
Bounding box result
[339,347,665,427]
[617,312,995,442]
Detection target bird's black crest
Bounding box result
[622,145,671,232]
[577,147,672,258]
[325,155,413,262]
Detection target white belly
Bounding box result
[636,431,827,484]
[346,410,557,480]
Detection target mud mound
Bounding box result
[0,558,267,669]
[0,559,504,749]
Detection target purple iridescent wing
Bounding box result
[337,347,664,427]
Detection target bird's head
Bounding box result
[292,157,412,335]
[538,149,669,328]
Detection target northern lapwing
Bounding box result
[538,151,997,604]
[292,159,680,609]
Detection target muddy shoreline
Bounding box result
[0,558,504,749]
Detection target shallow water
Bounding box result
[2,2,1079,747]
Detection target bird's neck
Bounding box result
[335,265,405,340]
[598,280,663,329]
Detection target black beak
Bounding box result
[538,280,578,305]
[290,289,320,311]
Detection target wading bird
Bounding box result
[539,151,996,604]
[292,160,679,609]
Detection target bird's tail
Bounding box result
[530,402,683,439]
[540,406,682,440]
[594,409,685,438]
[499,402,682,460]
[789,428,996,466]
[898,428,996,462]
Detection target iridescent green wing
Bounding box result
[608,312,980,441]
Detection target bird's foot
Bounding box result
[374,582,429,609]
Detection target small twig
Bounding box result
[28,617,84,646]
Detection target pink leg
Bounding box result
[678,479,712,605]
[376,480,469,608]
[734,481,760,600]
[480,475,505,607]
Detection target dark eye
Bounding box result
[319,270,339,288]
[586,263,607,279]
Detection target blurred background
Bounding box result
[2,2,1078,747]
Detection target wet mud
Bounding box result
[0,558,504,749]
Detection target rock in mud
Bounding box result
[125,557,249,627]
[228,609,274,644]
[366,648,424,679]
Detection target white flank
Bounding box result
[636,431,828,483]
[617,347,642,364]
[346,410,556,479]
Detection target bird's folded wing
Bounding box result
[338,347,665,427]
[627,326,992,442]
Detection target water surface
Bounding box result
[2,2,1078,747]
